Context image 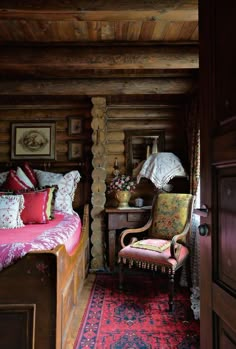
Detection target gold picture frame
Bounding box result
[11,122,56,160]
[68,116,83,135]
[68,141,83,160]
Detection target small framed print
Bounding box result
[11,122,56,160]
[68,141,83,160]
[68,116,83,135]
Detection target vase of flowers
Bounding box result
[108,174,136,208]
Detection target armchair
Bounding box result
[118,193,195,312]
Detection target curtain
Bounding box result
[186,96,200,196]
[187,95,200,320]
[180,95,200,320]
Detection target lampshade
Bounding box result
[136,152,187,189]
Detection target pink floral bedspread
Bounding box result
[0,211,82,271]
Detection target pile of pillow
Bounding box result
[0,162,81,228]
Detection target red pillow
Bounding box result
[3,170,31,192]
[22,162,39,187]
[21,189,49,224]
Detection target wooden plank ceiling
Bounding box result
[0,0,198,99]
[0,0,198,43]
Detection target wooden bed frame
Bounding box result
[0,203,90,349]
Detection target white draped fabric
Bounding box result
[136,153,187,189]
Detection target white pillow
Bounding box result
[35,170,64,187]
[35,170,81,215]
[0,195,24,229]
[16,167,34,189]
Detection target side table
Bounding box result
[105,206,151,271]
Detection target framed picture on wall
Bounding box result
[68,116,83,135]
[11,122,56,160]
[68,141,83,160]
[124,129,165,175]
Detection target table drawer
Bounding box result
[108,211,150,229]
[127,212,149,222]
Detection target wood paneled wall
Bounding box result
[0,99,191,198]
[0,103,92,207]
[106,103,189,177]
[0,96,190,271]
[104,101,190,209]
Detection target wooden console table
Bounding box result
[105,206,151,271]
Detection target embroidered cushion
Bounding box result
[0,195,24,228]
[35,170,81,215]
[150,193,192,239]
[131,239,170,252]
[35,170,63,187]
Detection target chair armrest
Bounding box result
[119,218,153,248]
[170,221,190,259]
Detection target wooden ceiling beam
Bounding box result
[0,1,198,21]
[0,69,197,80]
[0,46,198,78]
[0,78,195,96]
[0,10,197,21]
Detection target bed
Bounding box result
[0,164,90,349]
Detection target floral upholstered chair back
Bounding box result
[149,193,193,241]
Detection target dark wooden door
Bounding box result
[199,0,236,348]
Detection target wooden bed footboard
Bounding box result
[0,204,90,349]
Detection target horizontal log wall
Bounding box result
[0,96,190,270]
[106,104,188,177]
[0,104,92,207]
[105,102,190,208]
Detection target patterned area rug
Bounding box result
[74,272,200,349]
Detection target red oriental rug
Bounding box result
[74,272,200,349]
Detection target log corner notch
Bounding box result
[90,97,107,270]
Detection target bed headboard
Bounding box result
[0,160,87,210]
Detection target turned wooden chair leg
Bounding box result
[119,261,124,290]
[168,271,175,312]
[151,270,158,295]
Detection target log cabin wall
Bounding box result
[90,95,191,270]
[105,97,190,204]
[0,100,92,208]
[0,95,192,271]
[106,102,188,176]
[0,94,191,272]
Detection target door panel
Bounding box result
[213,131,236,164]
[213,283,236,332]
[218,319,236,349]
[215,2,236,125]
[217,170,236,291]
[200,0,236,348]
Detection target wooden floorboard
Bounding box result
[64,273,96,349]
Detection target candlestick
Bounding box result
[113,157,120,176]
